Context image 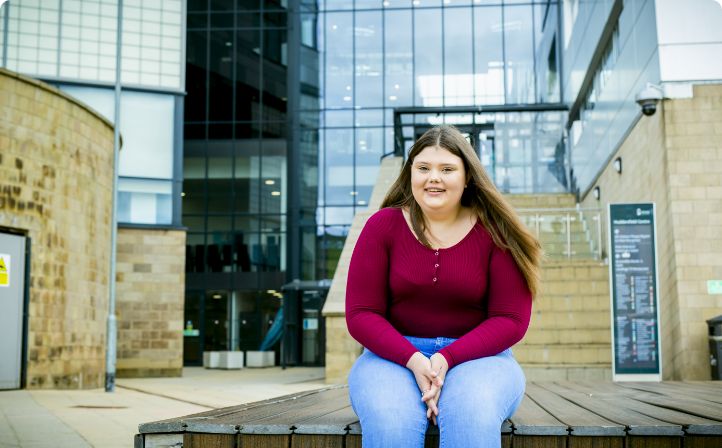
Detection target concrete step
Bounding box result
[541,242,595,257]
[522,328,611,344]
[536,279,609,297]
[528,310,610,329]
[519,364,612,381]
[521,220,590,237]
[537,232,592,243]
[507,194,577,209]
[513,343,611,365]
[541,263,609,280]
[532,295,610,312]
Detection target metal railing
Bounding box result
[517,207,603,260]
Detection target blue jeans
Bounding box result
[348,336,525,448]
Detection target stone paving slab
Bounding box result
[0,390,92,448]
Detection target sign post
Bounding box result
[608,203,662,381]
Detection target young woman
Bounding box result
[346,125,541,447]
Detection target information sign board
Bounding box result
[608,203,661,381]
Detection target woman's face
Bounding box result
[410,145,466,216]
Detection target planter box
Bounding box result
[245,351,275,367]
[203,351,220,369]
[218,351,244,369]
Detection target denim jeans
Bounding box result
[348,336,525,448]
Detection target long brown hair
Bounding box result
[381,125,542,297]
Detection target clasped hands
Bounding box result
[405,352,449,425]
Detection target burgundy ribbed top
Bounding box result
[345,207,532,369]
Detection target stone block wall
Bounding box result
[581,84,722,379]
[115,227,186,378]
[0,68,114,389]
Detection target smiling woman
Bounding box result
[345,125,542,448]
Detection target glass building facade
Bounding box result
[182,0,568,363]
[182,0,301,361]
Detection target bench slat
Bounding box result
[293,405,358,435]
[618,382,722,406]
[139,386,339,434]
[573,381,722,435]
[239,387,350,434]
[509,394,569,435]
[538,382,683,436]
[525,383,626,436]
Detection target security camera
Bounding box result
[635,83,664,116]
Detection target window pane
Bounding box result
[384,9,412,107]
[209,30,234,121]
[355,127,383,206]
[117,178,173,225]
[355,11,382,108]
[324,12,352,108]
[324,128,353,205]
[414,9,442,107]
[261,155,286,213]
[234,140,260,213]
[474,5,504,105]
[236,29,261,121]
[504,5,535,103]
[444,7,473,106]
[119,91,175,179]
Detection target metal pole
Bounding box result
[286,0,301,283]
[596,212,603,260]
[566,213,571,260]
[105,0,123,393]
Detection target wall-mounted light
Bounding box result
[613,157,622,174]
[593,186,601,201]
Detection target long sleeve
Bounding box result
[437,243,532,369]
[345,211,419,367]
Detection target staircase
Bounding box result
[322,158,612,383]
[509,195,612,380]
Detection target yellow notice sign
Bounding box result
[0,253,10,287]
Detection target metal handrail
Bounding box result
[517,207,604,260]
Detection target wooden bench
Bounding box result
[135,381,722,448]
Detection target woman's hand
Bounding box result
[406,352,440,420]
[422,353,449,425]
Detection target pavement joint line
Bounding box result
[116,385,216,410]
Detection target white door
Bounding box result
[0,232,27,389]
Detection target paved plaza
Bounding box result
[0,367,326,448]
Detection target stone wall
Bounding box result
[0,68,114,389]
[116,227,185,378]
[581,84,722,379]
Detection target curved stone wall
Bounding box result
[0,68,114,389]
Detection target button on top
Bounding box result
[435,263,439,268]
[433,277,437,282]
[434,251,439,256]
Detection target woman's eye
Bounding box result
[442,167,453,172]
[418,166,428,172]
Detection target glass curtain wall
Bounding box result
[309,0,562,280]
[183,0,292,362]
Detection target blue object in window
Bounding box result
[259,307,283,351]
